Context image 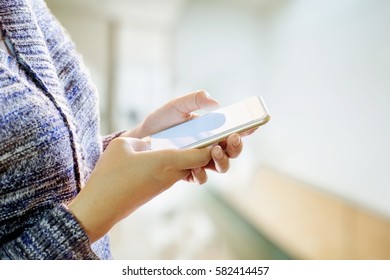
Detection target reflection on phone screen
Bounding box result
[151,112,226,149]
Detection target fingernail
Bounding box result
[233,135,241,147]
[214,146,224,160]
[203,90,211,98]
[200,90,216,101]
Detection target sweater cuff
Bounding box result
[2,205,99,259]
[101,130,127,151]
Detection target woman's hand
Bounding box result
[122,90,244,182]
[68,137,212,243]
[125,90,220,138]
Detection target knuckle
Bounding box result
[111,137,127,147]
[200,157,211,167]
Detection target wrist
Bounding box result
[68,194,113,244]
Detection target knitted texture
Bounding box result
[0,0,117,259]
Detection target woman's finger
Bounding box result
[211,145,230,173]
[191,167,208,185]
[171,90,219,115]
[225,134,243,159]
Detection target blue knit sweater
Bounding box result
[0,0,118,259]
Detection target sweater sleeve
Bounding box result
[101,130,127,151]
[0,205,99,260]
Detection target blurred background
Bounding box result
[46,0,390,259]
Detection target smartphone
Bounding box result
[149,96,270,150]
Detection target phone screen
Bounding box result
[150,96,269,150]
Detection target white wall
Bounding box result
[175,0,270,102]
[264,0,390,217]
[113,21,176,131]
[175,0,390,217]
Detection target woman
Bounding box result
[0,0,243,259]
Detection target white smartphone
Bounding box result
[149,96,270,150]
